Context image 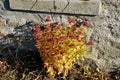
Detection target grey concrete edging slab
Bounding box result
[9,0,101,15]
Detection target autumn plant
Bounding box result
[33,16,93,77]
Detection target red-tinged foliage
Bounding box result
[45,16,52,22]
[87,42,94,46]
[69,44,75,48]
[83,20,89,27]
[68,18,76,24]
[72,26,79,31]
[33,16,93,77]
[34,24,41,33]
[56,23,63,29]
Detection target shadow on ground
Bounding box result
[0,21,43,71]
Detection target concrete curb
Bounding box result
[9,0,101,15]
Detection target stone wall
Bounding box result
[85,0,120,72]
[0,0,120,72]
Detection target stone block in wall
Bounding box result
[9,0,101,15]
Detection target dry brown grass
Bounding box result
[0,53,120,80]
[0,60,120,80]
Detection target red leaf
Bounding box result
[34,24,41,33]
[69,44,75,48]
[87,42,94,46]
[83,20,88,27]
[72,26,78,31]
[68,18,76,24]
[56,24,63,29]
[45,16,52,22]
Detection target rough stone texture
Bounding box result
[9,0,101,15]
[84,0,120,72]
[0,0,120,72]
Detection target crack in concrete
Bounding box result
[30,0,38,10]
[9,0,101,15]
[61,0,69,12]
[53,1,57,11]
